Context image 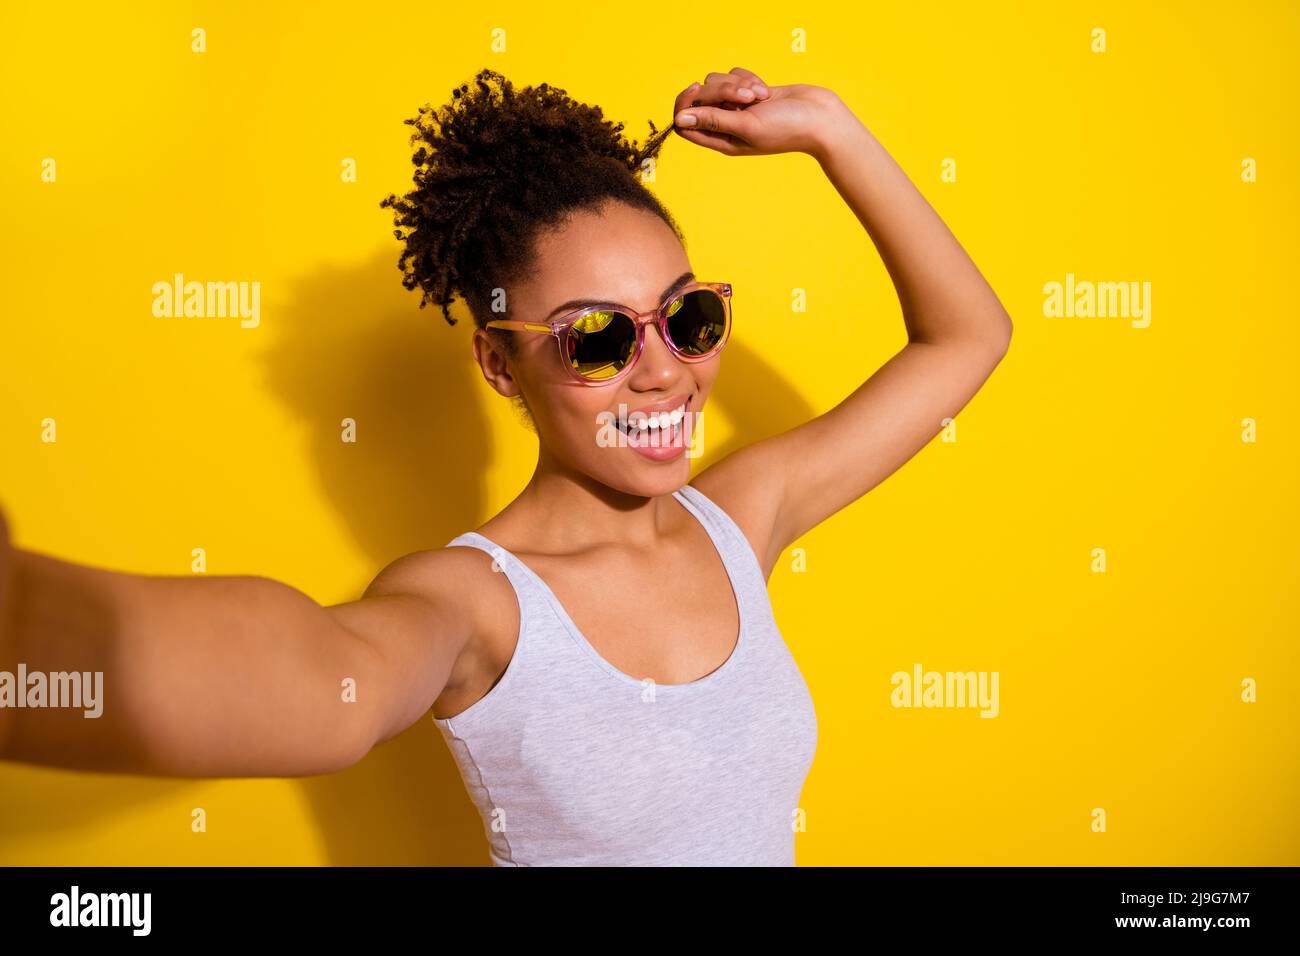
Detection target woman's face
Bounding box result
[473,199,720,498]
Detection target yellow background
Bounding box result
[1,0,1296,865]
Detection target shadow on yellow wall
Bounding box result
[273,243,817,864]
[264,245,494,864]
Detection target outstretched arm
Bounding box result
[673,69,1013,575]
[0,506,471,777]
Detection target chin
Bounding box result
[592,459,691,499]
[629,465,691,498]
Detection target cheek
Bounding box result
[530,386,609,452]
[691,358,722,396]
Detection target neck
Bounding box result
[504,447,685,554]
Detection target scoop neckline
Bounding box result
[467,485,745,693]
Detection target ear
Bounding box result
[472,328,522,398]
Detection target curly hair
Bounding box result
[380,67,683,359]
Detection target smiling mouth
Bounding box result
[616,394,692,440]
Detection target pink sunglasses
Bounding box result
[485,280,732,385]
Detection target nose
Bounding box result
[627,322,680,386]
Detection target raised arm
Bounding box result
[672,70,1013,575]
[0,506,471,778]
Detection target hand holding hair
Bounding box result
[671,66,850,160]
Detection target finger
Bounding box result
[671,126,747,157]
[674,104,758,143]
[672,80,701,115]
[697,73,763,107]
[728,66,770,98]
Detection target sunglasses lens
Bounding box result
[666,289,728,356]
[566,310,637,381]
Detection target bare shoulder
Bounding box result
[366,543,486,598]
[359,541,521,706]
[687,445,786,582]
[363,542,514,631]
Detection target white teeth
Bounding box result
[626,403,686,432]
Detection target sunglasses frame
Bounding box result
[485,280,733,385]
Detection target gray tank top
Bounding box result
[432,482,818,866]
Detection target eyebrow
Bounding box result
[544,270,696,322]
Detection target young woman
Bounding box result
[0,67,1011,866]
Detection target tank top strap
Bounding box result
[443,531,551,617]
[671,483,768,589]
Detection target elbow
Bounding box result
[980,310,1013,361]
[990,307,1013,354]
[917,309,1013,357]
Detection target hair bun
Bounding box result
[381,68,678,328]
[433,69,668,182]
